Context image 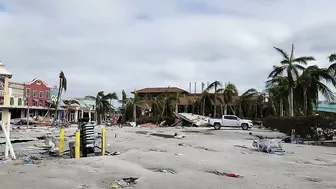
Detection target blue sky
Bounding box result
[0,0,336,98]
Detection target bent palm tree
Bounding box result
[327,53,336,75]
[297,65,336,115]
[217,82,238,115]
[206,81,222,117]
[95,91,118,124]
[55,71,67,121]
[266,76,289,116]
[62,99,80,121]
[269,44,315,116]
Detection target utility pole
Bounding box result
[26,96,29,127]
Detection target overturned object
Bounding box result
[252,139,285,154]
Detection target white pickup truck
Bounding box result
[208,115,253,130]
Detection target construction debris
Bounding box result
[174,113,210,127]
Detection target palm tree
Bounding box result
[269,44,315,116]
[95,91,118,124]
[327,53,336,75]
[236,88,259,117]
[206,81,222,117]
[296,65,336,115]
[217,82,238,115]
[172,91,181,114]
[62,99,80,122]
[55,71,67,121]
[266,76,289,116]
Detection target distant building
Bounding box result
[0,62,12,124]
[24,78,51,117]
[8,81,25,119]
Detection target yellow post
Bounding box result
[75,131,80,159]
[59,129,65,156]
[101,128,106,156]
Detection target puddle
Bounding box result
[150,133,175,138]
[148,168,176,174]
[182,130,214,135]
[136,131,149,135]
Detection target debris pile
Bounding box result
[110,177,138,188]
[173,113,210,127]
[252,139,285,154]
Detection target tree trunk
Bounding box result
[220,105,223,116]
[303,88,308,116]
[280,98,284,116]
[133,103,137,125]
[223,104,228,115]
[175,103,178,114]
[202,98,205,116]
[289,87,294,116]
[214,91,217,118]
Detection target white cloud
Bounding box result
[0,0,335,99]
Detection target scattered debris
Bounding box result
[195,146,216,152]
[148,148,167,153]
[149,168,176,174]
[178,143,191,147]
[23,156,43,164]
[139,123,156,128]
[234,145,249,149]
[207,170,243,178]
[305,177,322,182]
[252,139,285,155]
[175,113,210,127]
[110,177,138,188]
[175,153,183,156]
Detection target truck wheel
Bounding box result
[241,123,248,130]
[214,123,221,130]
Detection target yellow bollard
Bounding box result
[101,128,106,156]
[75,131,80,159]
[59,129,65,156]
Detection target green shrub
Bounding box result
[263,115,336,139]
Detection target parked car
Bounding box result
[208,115,253,130]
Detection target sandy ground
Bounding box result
[1,126,336,189]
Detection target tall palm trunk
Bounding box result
[175,103,178,114]
[133,102,137,125]
[214,87,217,118]
[220,105,223,116]
[289,87,294,116]
[279,98,284,116]
[202,98,205,116]
[223,104,228,115]
[303,88,308,116]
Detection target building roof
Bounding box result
[133,87,188,94]
[0,62,12,78]
[24,78,51,88]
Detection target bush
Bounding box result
[263,115,336,139]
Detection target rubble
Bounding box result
[174,113,210,127]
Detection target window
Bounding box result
[33,90,37,97]
[46,91,50,99]
[33,101,36,106]
[26,88,30,97]
[39,101,43,107]
[10,97,14,105]
[18,98,22,106]
[224,115,238,120]
[39,91,44,98]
